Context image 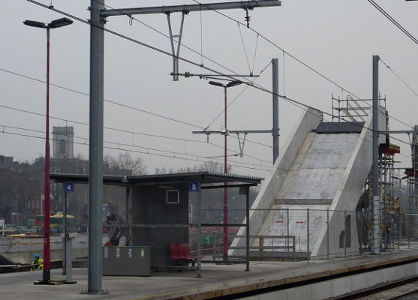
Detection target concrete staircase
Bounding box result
[231,107,387,258]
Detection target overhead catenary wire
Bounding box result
[24,1,415,153]
[189,0,363,97]
[189,0,414,129]
[0,101,273,165]
[0,100,201,144]
[0,127,272,172]
[28,0,414,134]
[85,0,412,138]
[367,0,418,46]
[97,0,244,78]
[203,59,272,130]
[379,58,418,99]
[238,23,252,74]
[0,65,273,156]
[27,0,414,137]
[251,33,260,75]
[5,53,412,170]
[0,123,273,170]
[4,111,411,173]
[0,67,200,129]
[93,0,271,148]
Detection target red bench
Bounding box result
[170,243,196,266]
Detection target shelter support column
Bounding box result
[126,186,134,245]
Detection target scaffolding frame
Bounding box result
[331,95,386,122]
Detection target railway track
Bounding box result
[335,276,418,299]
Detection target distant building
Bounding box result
[0,155,14,169]
[52,126,74,159]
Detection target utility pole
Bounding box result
[372,55,380,255]
[272,58,279,164]
[414,126,418,207]
[88,0,105,294]
[88,0,281,293]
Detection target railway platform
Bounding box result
[1,249,418,300]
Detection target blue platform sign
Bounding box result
[64,182,75,193]
[189,182,200,192]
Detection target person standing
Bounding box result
[106,211,122,246]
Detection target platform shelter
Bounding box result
[51,172,263,272]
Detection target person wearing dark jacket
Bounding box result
[106,211,122,246]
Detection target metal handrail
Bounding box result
[230,235,296,261]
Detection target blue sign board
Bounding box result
[189,182,200,192]
[64,182,75,193]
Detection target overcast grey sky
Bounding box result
[0,0,417,177]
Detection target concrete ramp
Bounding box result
[275,132,360,206]
[231,107,387,258]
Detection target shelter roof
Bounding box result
[50,172,263,187]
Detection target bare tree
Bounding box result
[104,153,146,175]
[154,160,231,175]
[200,160,232,173]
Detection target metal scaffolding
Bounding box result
[331,95,386,122]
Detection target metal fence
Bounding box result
[98,207,418,275]
[187,208,418,263]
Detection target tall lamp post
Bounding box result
[208,80,242,262]
[23,17,73,284]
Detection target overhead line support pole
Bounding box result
[88,0,106,294]
[272,58,279,164]
[372,55,381,255]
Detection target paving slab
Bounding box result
[1,250,418,300]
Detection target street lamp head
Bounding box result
[48,17,73,29]
[23,20,47,28]
[209,80,243,88]
[208,81,225,88]
[226,80,242,88]
[24,17,73,29]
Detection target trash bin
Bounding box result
[103,246,151,276]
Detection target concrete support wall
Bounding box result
[231,108,322,254]
[311,107,387,257]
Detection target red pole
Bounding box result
[223,86,228,261]
[43,27,51,283]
